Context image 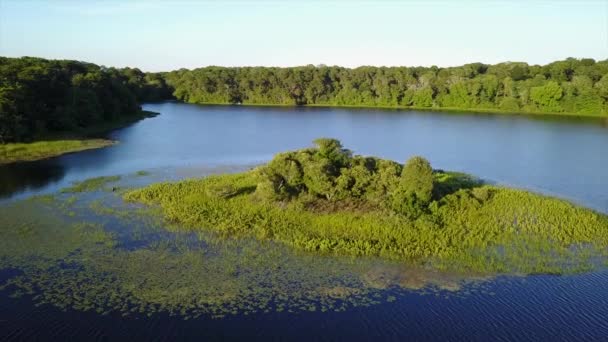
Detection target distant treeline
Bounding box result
[165,58,608,115]
[0,57,172,142]
[2,56,608,142]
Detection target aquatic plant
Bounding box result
[61,175,121,193]
[0,192,476,319]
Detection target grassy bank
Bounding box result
[0,111,158,164]
[125,139,608,275]
[0,139,116,164]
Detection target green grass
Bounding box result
[125,170,608,275]
[0,139,116,164]
[61,175,121,193]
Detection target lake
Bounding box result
[1,102,608,341]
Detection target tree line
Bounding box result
[2,56,608,142]
[0,57,171,142]
[165,58,608,115]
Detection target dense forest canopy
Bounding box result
[2,56,608,142]
[165,58,608,115]
[0,57,171,142]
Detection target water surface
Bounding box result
[2,103,607,213]
[1,103,608,341]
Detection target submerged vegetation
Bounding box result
[0,176,482,319]
[0,139,115,164]
[126,139,608,274]
[61,175,121,193]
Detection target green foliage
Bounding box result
[400,156,434,203]
[162,58,608,116]
[61,175,121,193]
[313,138,351,168]
[530,81,563,112]
[0,57,173,142]
[256,152,304,201]
[126,141,608,274]
[3,57,608,143]
[390,156,434,218]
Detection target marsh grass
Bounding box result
[0,139,116,164]
[125,170,608,274]
[61,175,121,193]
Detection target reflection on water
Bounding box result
[0,160,66,198]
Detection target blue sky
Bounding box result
[0,0,606,71]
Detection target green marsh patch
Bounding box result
[61,175,122,193]
[0,139,116,164]
[125,139,608,275]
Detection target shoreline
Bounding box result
[0,110,159,165]
[175,100,608,120]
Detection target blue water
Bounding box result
[3,103,607,213]
[1,102,608,341]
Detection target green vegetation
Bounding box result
[0,139,115,164]
[0,56,172,143]
[3,56,608,145]
[126,139,608,274]
[61,175,121,193]
[0,187,481,319]
[0,110,158,164]
[164,57,608,116]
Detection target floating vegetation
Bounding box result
[61,175,121,193]
[0,182,485,320]
[135,170,150,177]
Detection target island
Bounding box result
[125,138,608,275]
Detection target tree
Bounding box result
[256,152,304,201]
[530,81,563,112]
[391,156,434,219]
[312,138,351,169]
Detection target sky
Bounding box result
[0,0,607,71]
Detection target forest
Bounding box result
[0,57,171,142]
[164,58,608,115]
[2,56,608,143]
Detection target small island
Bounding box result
[126,139,608,275]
